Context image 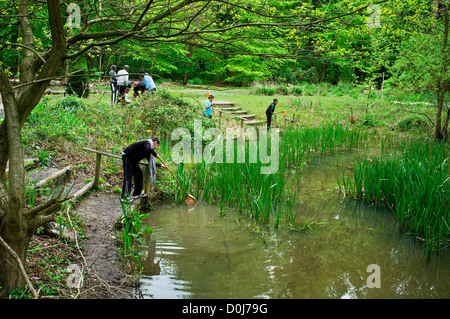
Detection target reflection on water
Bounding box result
[137,150,450,299]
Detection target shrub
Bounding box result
[58,95,84,111]
[65,69,90,98]
[396,115,428,132]
[188,78,203,85]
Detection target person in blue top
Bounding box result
[133,70,157,98]
[265,98,278,132]
[204,95,214,118]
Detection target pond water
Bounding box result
[137,149,450,299]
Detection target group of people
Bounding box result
[109,65,157,105]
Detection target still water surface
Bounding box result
[137,150,450,299]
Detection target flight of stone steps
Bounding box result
[213,101,265,127]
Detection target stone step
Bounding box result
[219,107,240,111]
[213,101,236,107]
[244,120,265,125]
[238,114,256,120]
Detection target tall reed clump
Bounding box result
[279,123,366,169]
[116,201,153,268]
[174,142,297,227]
[173,123,367,228]
[340,138,450,261]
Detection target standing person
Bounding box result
[204,95,214,118]
[109,65,117,105]
[116,65,129,105]
[121,138,168,200]
[265,98,278,132]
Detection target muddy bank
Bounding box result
[75,191,134,299]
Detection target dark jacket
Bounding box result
[266,102,276,115]
[123,140,161,166]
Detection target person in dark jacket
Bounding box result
[121,138,168,199]
[109,65,117,105]
[265,98,278,132]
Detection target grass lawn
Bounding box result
[178,86,437,138]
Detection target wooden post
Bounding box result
[240,117,244,136]
[273,114,277,128]
[219,110,222,130]
[94,153,101,189]
[284,117,287,130]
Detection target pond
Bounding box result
[136,149,450,299]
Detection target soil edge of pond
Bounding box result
[75,191,135,299]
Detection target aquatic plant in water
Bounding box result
[117,200,153,267]
[340,137,450,261]
[174,123,366,228]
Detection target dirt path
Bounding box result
[75,191,134,299]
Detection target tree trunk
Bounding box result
[86,53,94,70]
[435,5,449,140]
[182,44,194,85]
[443,107,450,141]
[0,0,67,297]
[0,225,33,295]
[0,63,28,298]
[98,49,103,83]
[434,0,441,22]
[62,59,70,86]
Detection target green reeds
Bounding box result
[117,200,153,267]
[279,123,366,169]
[174,122,367,228]
[340,137,450,261]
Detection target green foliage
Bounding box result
[251,82,362,97]
[117,201,152,267]
[385,33,444,94]
[363,110,376,127]
[396,115,428,132]
[59,95,85,111]
[65,70,90,98]
[188,78,203,85]
[340,137,450,261]
[175,123,368,228]
[34,145,51,166]
[23,96,87,145]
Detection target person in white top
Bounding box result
[116,65,129,105]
